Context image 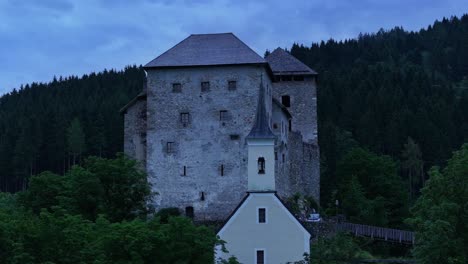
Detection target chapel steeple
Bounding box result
[246,80,276,192]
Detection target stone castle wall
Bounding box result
[145,65,273,221]
[272,76,320,203]
[123,67,320,220]
[123,99,147,168]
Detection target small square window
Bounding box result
[180,112,190,126]
[201,81,210,92]
[273,123,278,129]
[166,142,175,153]
[172,83,182,93]
[258,208,266,223]
[230,134,240,140]
[220,110,228,121]
[228,80,237,90]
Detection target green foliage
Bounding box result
[18,154,152,222]
[337,148,408,227]
[292,233,372,264]
[408,143,468,264]
[17,171,66,214]
[0,155,221,264]
[155,207,181,223]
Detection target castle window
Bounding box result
[293,75,304,81]
[220,110,228,121]
[256,250,265,264]
[282,154,285,162]
[228,80,237,90]
[258,157,265,174]
[166,142,175,153]
[289,119,292,132]
[201,81,210,92]
[282,75,292,81]
[172,83,182,93]
[275,151,278,160]
[182,166,187,176]
[273,123,278,129]
[230,134,240,140]
[185,206,194,219]
[200,192,205,201]
[180,112,190,126]
[220,164,224,176]
[258,208,266,223]
[281,95,290,107]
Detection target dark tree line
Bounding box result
[288,15,468,206]
[0,66,145,191]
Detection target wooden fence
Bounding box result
[337,222,415,244]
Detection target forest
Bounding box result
[0,14,467,263]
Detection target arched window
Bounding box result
[258,157,265,174]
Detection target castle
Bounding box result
[121,33,319,221]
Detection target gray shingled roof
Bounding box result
[266,48,317,75]
[144,33,267,68]
[247,81,275,140]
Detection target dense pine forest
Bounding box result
[0,14,467,263]
[0,67,145,191]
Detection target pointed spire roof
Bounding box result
[246,80,275,140]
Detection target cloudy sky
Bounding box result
[0,0,466,95]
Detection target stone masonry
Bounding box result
[121,33,320,221]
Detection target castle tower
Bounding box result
[266,48,320,203]
[246,81,276,192]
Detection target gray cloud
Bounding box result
[0,0,466,95]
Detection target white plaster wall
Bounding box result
[247,139,275,191]
[216,193,310,264]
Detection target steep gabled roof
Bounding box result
[266,48,317,75]
[217,192,311,237]
[246,81,275,140]
[144,33,267,68]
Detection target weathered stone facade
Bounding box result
[271,76,320,202]
[122,33,320,221]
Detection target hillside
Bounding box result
[1,14,467,208]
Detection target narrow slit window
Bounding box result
[166,142,175,153]
[258,157,265,174]
[258,208,266,223]
[256,250,265,264]
[288,119,292,132]
[228,80,237,90]
[201,81,210,92]
[182,166,186,176]
[281,95,290,107]
[275,151,278,160]
[220,164,224,176]
[200,192,205,201]
[180,112,190,126]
